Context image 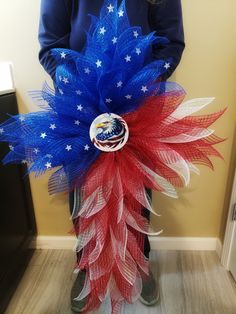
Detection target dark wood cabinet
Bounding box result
[0,92,37,313]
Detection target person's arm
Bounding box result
[38,0,72,82]
[148,0,185,80]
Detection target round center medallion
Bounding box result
[89,113,129,152]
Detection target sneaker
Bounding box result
[70,270,87,313]
[139,270,160,306]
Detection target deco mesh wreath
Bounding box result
[0,1,227,313]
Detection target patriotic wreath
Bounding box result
[0,1,227,313]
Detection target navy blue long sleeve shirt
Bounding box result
[38,0,185,82]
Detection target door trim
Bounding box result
[221,167,236,269]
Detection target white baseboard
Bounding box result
[149,236,221,252]
[30,236,222,255]
[30,236,77,250]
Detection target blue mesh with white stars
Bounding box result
[0,0,171,194]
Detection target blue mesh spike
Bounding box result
[99,0,117,19]
[2,150,25,165]
[117,0,130,32]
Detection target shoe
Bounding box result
[70,270,87,313]
[139,270,160,306]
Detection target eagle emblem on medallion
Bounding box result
[89,113,129,152]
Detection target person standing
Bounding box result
[38,0,185,311]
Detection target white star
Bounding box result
[118,10,124,17]
[62,77,69,84]
[125,55,131,62]
[107,4,114,12]
[96,59,102,68]
[99,27,106,35]
[33,148,39,154]
[106,98,112,103]
[77,104,83,111]
[112,37,118,44]
[9,145,14,151]
[125,95,132,99]
[117,81,123,88]
[45,162,52,169]
[66,145,72,151]
[136,48,141,55]
[84,67,91,74]
[164,62,171,70]
[84,144,90,151]
[21,159,27,164]
[59,89,64,95]
[0,128,4,134]
[49,124,56,130]
[60,51,66,59]
[76,90,82,95]
[74,120,80,125]
[19,116,25,122]
[40,132,47,139]
[133,30,139,38]
[141,85,148,93]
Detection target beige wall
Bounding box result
[152,0,236,242]
[1,1,236,241]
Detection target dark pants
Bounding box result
[69,187,151,259]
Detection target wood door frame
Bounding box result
[221,167,236,269]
